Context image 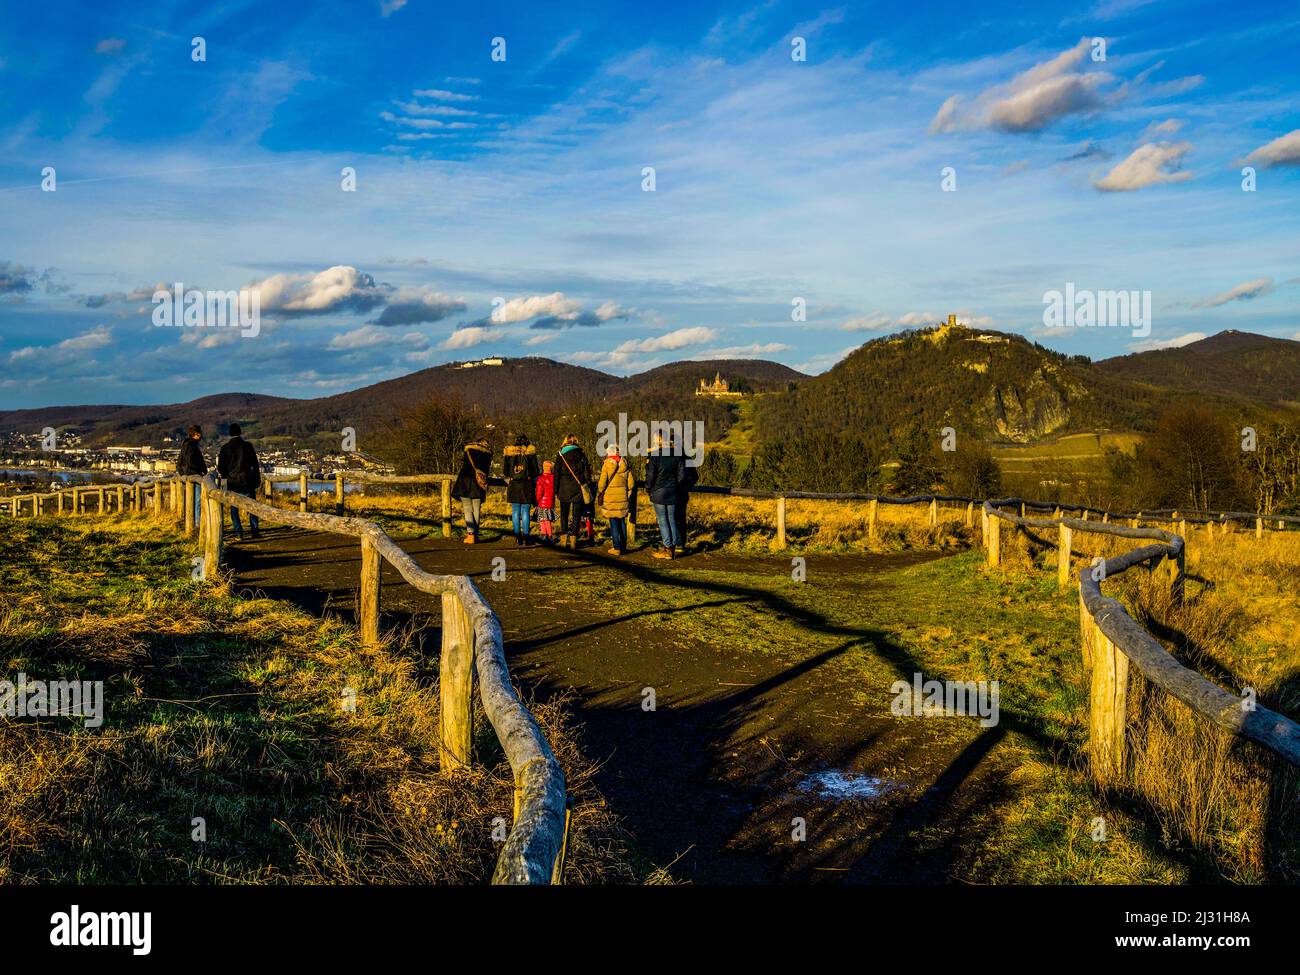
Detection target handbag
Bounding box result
[465,448,488,492]
[560,450,593,505]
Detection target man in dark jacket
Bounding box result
[503,435,539,545]
[175,425,207,525]
[217,423,261,539]
[452,437,492,543]
[645,434,685,559]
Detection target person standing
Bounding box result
[175,424,207,525]
[217,423,261,540]
[645,433,684,559]
[676,456,699,554]
[553,434,592,550]
[503,434,539,545]
[596,444,634,556]
[452,436,492,543]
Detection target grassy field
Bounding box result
[992,431,1142,500]
[0,513,633,884]
[309,487,1300,881]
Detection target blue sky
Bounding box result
[1,0,1298,409]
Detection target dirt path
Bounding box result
[225,526,1015,883]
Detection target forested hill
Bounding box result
[752,323,1163,450]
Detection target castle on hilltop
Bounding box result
[696,371,742,398]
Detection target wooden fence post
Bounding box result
[775,496,787,548]
[359,535,381,646]
[153,483,163,516]
[298,472,308,513]
[132,482,142,512]
[965,501,973,527]
[57,491,65,514]
[1256,517,1263,539]
[1079,589,1094,670]
[262,475,272,500]
[335,472,345,515]
[198,481,209,545]
[1089,623,1129,784]
[1162,547,1185,606]
[868,498,878,541]
[439,591,475,771]
[202,491,222,579]
[987,513,1001,568]
[1057,524,1073,591]
[928,498,937,526]
[170,478,179,517]
[440,478,452,538]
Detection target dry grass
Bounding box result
[994,517,1300,882]
[0,514,636,884]
[321,487,979,554]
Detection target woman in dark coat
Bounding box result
[452,437,492,543]
[553,434,592,550]
[503,434,539,545]
[645,434,685,559]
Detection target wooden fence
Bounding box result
[6,473,1300,806]
[2,474,568,885]
[982,498,1300,783]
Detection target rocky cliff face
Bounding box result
[985,364,1085,442]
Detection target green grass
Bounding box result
[0,515,632,884]
[507,547,1198,882]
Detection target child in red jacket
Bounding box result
[535,461,556,543]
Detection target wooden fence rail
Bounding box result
[3,474,567,885]
[982,500,1300,781]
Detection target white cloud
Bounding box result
[614,326,717,353]
[1195,277,1275,308]
[95,38,126,54]
[698,342,790,357]
[9,325,113,363]
[252,265,387,316]
[491,291,582,324]
[1141,118,1182,140]
[442,326,504,350]
[523,333,558,346]
[412,88,478,102]
[1244,129,1300,168]
[931,38,1111,134]
[329,325,395,350]
[1093,142,1193,191]
[1128,331,1206,353]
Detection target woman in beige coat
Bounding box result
[596,445,635,555]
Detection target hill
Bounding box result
[1096,330,1300,408]
[753,322,1161,449]
[0,357,807,448]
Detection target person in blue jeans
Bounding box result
[645,434,685,559]
[503,434,539,545]
[174,424,207,523]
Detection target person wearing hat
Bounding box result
[504,433,539,545]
